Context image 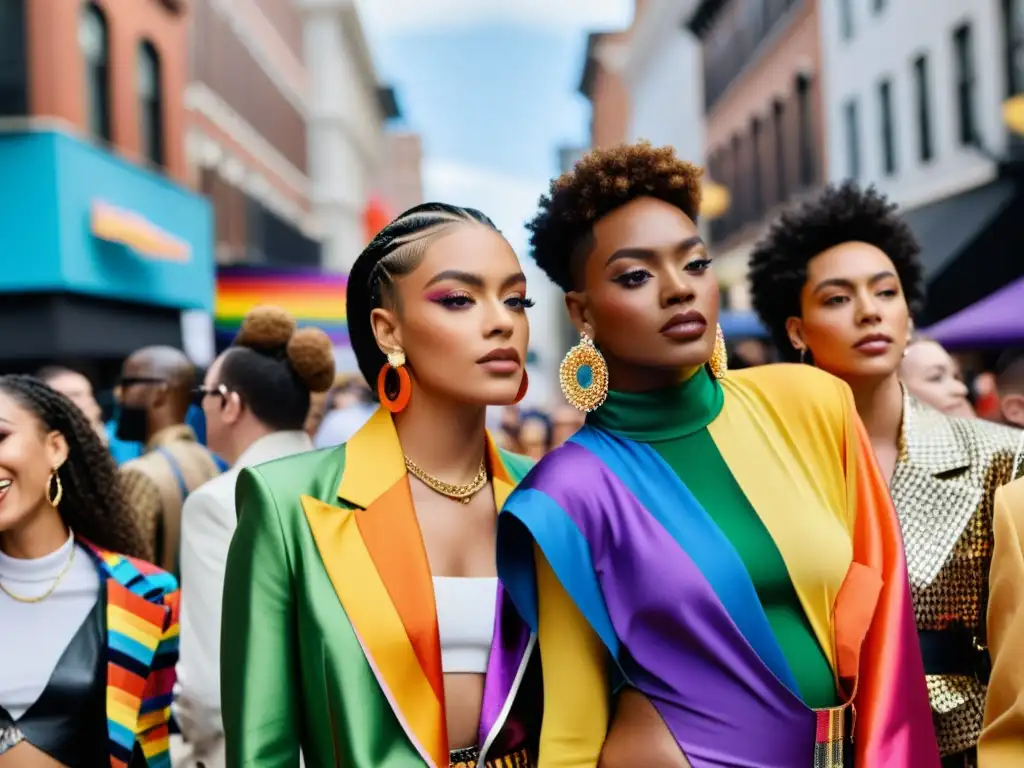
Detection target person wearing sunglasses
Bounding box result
[173,306,334,768]
[116,346,221,571]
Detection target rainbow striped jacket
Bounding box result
[80,538,179,768]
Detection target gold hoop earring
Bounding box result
[560,333,609,412]
[48,468,63,508]
[708,324,728,379]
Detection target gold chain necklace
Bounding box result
[404,455,488,504]
[0,539,76,604]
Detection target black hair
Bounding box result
[216,307,335,430]
[0,375,148,560]
[527,141,704,292]
[218,349,310,431]
[748,180,925,361]
[346,202,499,392]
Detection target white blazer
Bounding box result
[172,430,313,768]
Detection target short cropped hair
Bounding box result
[527,141,704,291]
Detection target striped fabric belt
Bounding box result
[814,706,853,768]
[449,745,533,768]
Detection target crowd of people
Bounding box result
[2,141,1024,768]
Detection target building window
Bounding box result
[839,0,854,40]
[772,99,787,203]
[0,0,28,116]
[878,78,897,175]
[79,2,111,142]
[796,74,815,187]
[912,55,934,162]
[843,98,860,179]
[953,23,977,146]
[138,41,164,166]
[751,117,763,217]
[1004,0,1024,96]
[730,133,744,227]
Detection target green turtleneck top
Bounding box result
[587,369,839,709]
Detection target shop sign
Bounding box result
[91,201,192,263]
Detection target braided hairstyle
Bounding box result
[0,375,148,559]
[346,202,499,392]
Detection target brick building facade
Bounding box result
[1,0,190,182]
[185,0,321,268]
[689,0,826,305]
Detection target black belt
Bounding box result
[919,630,990,683]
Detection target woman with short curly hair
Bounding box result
[0,374,178,767]
[749,182,1024,767]
[496,143,938,766]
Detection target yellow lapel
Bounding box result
[302,409,514,767]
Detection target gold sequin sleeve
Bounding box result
[979,479,1024,766]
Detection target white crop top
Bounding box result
[432,576,497,674]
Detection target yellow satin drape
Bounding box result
[979,478,1024,766]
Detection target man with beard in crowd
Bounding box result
[117,346,221,571]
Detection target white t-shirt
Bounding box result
[0,534,100,719]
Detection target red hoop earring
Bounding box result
[513,369,529,404]
[377,354,411,413]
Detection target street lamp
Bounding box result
[702,179,731,220]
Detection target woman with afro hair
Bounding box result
[0,375,178,767]
[496,143,938,767]
[749,182,1024,767]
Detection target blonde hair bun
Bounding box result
[286,328,336,392]
[235,306,296,349]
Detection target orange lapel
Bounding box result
[302,408,447,766]
[301,409,518,767]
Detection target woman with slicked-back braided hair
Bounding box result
[221,203,541,767]
[0,375,179,767]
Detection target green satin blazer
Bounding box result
[220,408,538,768]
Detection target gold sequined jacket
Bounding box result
[891,392,1024,757]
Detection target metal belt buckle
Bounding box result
[0,725,25,755]
[449,744,481,766]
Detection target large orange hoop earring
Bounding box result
[377,351,412,413]
[513,370,529,404]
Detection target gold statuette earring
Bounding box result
[560,332,609,412]
[708,324,728,379]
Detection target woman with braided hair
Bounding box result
[0,375,179,767]
[221,203,540,767]
[495,142,937,767]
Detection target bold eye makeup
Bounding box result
[506,296,536,310]
[613,269,651,288]
[426,289,474,308]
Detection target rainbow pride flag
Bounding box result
[215,265,349,346]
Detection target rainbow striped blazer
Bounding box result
[80,538,179,768]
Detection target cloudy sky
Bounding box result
[355,0,633,257]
